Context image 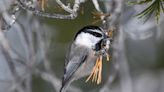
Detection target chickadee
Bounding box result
[60,25,110,92]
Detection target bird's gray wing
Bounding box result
[62,43,88,85]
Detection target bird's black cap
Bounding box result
[74,25,103,40]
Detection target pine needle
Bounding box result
[106,53,110,61]
[85,55,103,84]
[38,0,48,11]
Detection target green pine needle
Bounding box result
[129,0,164,23]
[127,0,152,5]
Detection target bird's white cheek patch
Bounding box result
[75,33,101,48]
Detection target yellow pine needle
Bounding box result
[85,55,103,84]
[92,19,102,24]
[92,11,110,19]
[97,56,102,84]
[85,58,99,82]
[93,58,101,82]
[41,0,45,11]
[106,53,110,61]
[38,0,48,11]
[92,68,98,82]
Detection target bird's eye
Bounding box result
[86,31,102,37]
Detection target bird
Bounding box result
[60,25,110,92]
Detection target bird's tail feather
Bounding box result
[59,86,65,92]
[59,79,72,92]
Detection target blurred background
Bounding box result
[0,0,164,92]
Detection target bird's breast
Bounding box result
[73,51,97,80]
